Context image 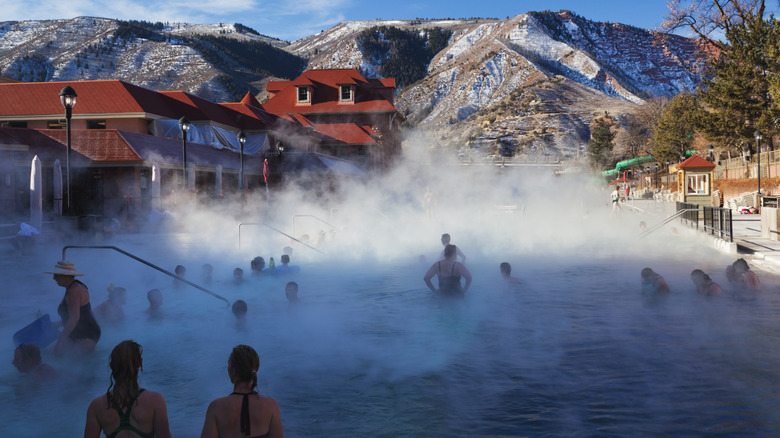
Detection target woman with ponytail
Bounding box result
[84,340,171,438]
[201,344,283,438]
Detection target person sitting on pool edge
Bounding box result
[690,269,723,296]
[424,244,472,298]
[640,267,670,294]
[13,343,56,381]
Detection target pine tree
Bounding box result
[588,116,616,169]
[653,92,700,162]
[698,12,780,152]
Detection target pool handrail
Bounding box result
[61,245,230,307]
[238,222,326,255]
[291,214,337,239]
[639,208,698,238]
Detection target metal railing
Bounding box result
[61,245,230,306]
[238,222,325,254]
[702,206,733,242]
[676,202,700,228]
[291,214,336,239]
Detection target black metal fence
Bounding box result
[675,201,733,242]
[702,206,733,242]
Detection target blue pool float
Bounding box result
[13,313,61,348]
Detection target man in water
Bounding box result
[500,262,522,286]
[439,233,466,263]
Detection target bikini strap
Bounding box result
[231,391,258,436]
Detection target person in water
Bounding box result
[500,262,522,285]
[232,300,248,321]
[146,289,163,317]
[84,340,171,438]
[439,234,466,263]
[173,264,187,288]
[640,267,670,293]
[726,258,760,291]
[424,244,472,297]
[285,281,299,307]
[201,263,214,285]
[250,257,265,276]
[13,343,56,381]
[95,283,127,324]
[690,269,723,296]
[233,267,245,285]
[200,344,283,438]
[46,260,101,355]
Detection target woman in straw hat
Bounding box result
[46,260,101,355]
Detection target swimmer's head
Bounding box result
[108,284,127,304]
[174,265,186,276]
[147,289,162,308]
[232,300,247,319]
[443,244,456,259]
[281,255,290,265]
[13,343,41,373]
[109,340,143,389]
[690,269,709,285]
[733,258,750,272]
[250,257,265,272]
[500,262,511,276]
[285,282,299,301]
[229,344,259,390]
[441,233,451,245]
[641,267,657,281]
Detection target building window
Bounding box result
[686,173,709,195]
[87,120,106,129]
[47,120,65,129]
[340,85,352,102]
[297,86,309,103]
[8,121,27,128]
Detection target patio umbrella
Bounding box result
[53,159,62,216]
[30,155,42,230]
[151,163,161,210]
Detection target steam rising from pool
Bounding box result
[2,137,776,436]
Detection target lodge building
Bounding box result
[0,69,401,224]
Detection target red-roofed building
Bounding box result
[0,79,323,223]
[263,69,402,169]
[677,155,716,206]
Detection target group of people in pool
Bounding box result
[80,340,282,438]
[423,233,524,297]
[641,258,761,296]
[15,260,284,436]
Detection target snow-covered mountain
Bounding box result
[0,12,706,158]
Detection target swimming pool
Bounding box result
[2,171,779,436]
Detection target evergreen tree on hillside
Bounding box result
[698,12,780,152]
[653,92,700,162]
[588,115,616,169]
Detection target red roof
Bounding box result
[314,123,379,145]
[678,155,715,170]
[240,91,262,107]
[263,69,396,115]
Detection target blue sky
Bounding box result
[5,1,686,41]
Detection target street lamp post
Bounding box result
[237,131,246,190]
[755,130,762,201]
[666,160,670,188]
[179,117,190,189]
[59,86,77,214]
[655,163,659,189]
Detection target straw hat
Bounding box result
[44,260,84,276]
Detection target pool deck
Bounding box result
[730,214,780,270]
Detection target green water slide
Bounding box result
[601,155,656,178]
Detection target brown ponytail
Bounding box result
[107,340,143,410]
[230,344,260,390]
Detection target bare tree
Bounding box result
[662,0,766,50]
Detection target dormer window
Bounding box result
[296,86,310,104]
[339,85,354,103]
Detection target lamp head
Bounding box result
[754,130,762,141]
[178,116,191,132]
[237,131,246,145]
[59,86,77,109]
